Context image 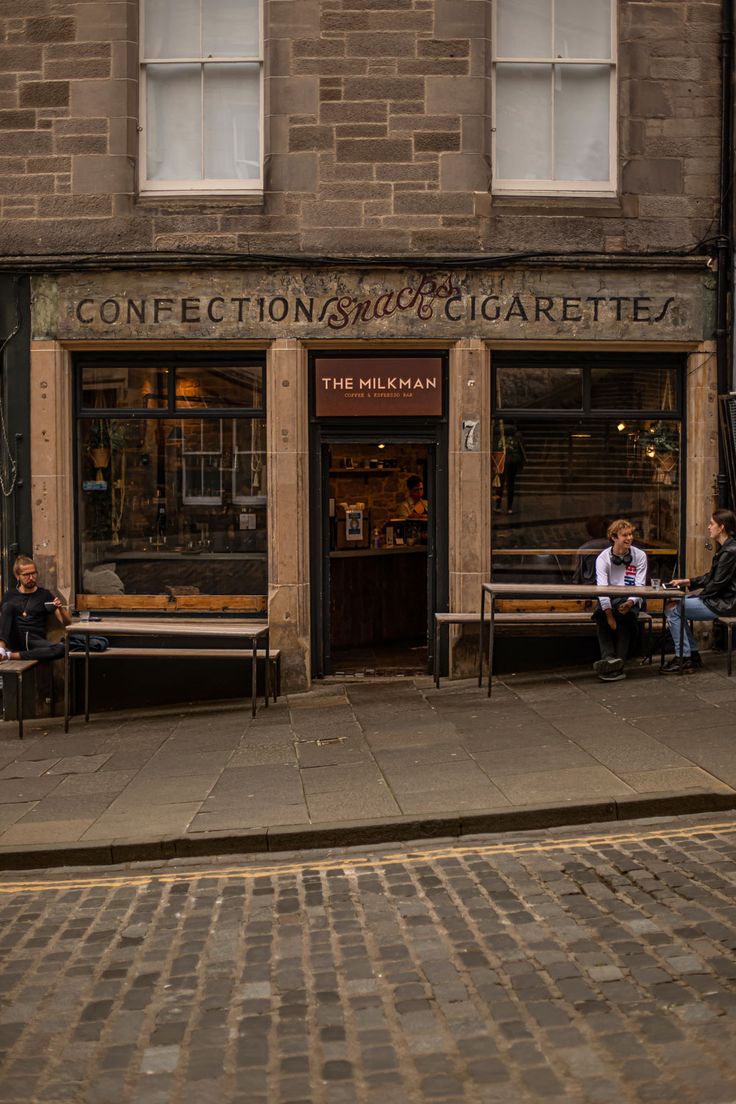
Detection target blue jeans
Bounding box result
[665,596,718,656]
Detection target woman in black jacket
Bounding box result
[662,508,736,672]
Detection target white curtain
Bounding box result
[555,0,611,58]
[555,65,610,181]
[144,0,199,58]
[146,64,201,180]
[497,0,551,58]
[496,64,552,180]
[144,0,261,182]
[204,0,260,56]
[495,0,611,184]
[204,63,260,180]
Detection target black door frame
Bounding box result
[308,351,449,678]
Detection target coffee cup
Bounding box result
[44,600,57,612]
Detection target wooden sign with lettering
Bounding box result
[314,358,443,417]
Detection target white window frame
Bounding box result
[231,419,266,505]
[182,419,223,505]
[491,0,617,197]
[139,0,264,196]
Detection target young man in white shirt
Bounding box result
[592,519,648,682]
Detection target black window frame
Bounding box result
[493,350,683,420]
[75,351,266,420]
[490,349,687,580]
[73,350,268,599]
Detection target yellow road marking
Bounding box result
[1,817,735,894]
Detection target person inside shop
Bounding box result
[0,555,71,662]
[592,518,648,682]
[661,508,736,673]
[573,515,610,585]
[495,424,526,514]
[398,475,428,519]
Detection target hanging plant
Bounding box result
[643,422,679,486]
[646,421,679,454]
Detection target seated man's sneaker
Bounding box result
[599,670,626,682]
[661,655,702,673]
[593,657,624,677]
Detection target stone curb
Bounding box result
[0,789,735,872]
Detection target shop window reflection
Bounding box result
[76,356,267,600]
[80,364,168,409]
[491,417,681,584]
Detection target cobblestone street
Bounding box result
[1,815,736,1104]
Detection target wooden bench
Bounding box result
[1,659,39,739]
[64,618,275,728]
[715,616,736,676]
[434,609,660,688]
[68,648,281,708]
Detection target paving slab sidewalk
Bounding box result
[1,653,736,870]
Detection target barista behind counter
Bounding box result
[397,476,428,520]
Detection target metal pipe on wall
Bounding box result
[718,0,735,506]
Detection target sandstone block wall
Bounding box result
[0,0,722,259]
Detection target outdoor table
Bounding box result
[63,617,270,728]
[478,583,688,695]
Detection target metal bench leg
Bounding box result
[487,598,496,697]
[17,671,23,740]
[478,589,486,688]
[84,635,90,723]
[264,641,269,710]
[64,633,70,732]
[251,638,257,718]
[434,619,441,689]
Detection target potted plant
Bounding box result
[88,420,111,481]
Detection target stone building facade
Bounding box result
[0,1,721,255]
[0,0,725,699]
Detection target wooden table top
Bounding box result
[66,618,269,638]
[482,583,682,600]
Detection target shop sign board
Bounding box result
[37,266,709,343]
[315,357,443,417]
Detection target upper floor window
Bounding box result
[139,0,262,195]
[492,0,616,196]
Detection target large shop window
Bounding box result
[139,0,263,194]
[491,352,683,584]
[492,0,616,194]
[75,354,267,607]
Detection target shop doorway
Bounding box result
[310,429,447,678]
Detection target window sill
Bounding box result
[136,191,265,209]
[489,193,638,218]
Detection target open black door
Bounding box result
[310,429,447,678]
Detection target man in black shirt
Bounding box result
[0,555,71,661]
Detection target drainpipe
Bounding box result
[717,0,734,505]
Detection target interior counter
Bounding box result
[329,546,426,559]
[330,546,427,648]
